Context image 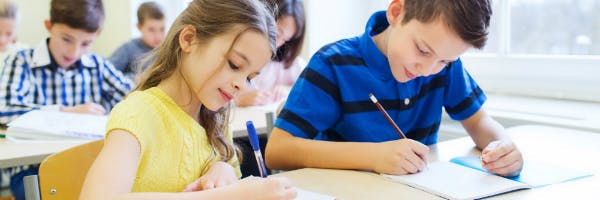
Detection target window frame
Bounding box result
[462,0,600,103]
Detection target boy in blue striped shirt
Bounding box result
[0,0,132,199]
[0,0,133,126]
[266,0,523,177]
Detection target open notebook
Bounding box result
[6,110,107,141]
[383,161,530,200]
[383,156,593,200]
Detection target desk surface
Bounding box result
[0,105,274,169]
[0,139,84,168]
[274,125,600,199]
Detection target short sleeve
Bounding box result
[443,59,487,121]
[274,53,342,139]
[105,94,160,154]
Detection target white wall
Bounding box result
[301,0,390,60]
[14,0,132,57]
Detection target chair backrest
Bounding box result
[38,140,103,200]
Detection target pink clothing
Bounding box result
[250,58,305,90]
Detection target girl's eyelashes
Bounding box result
[228,60,240,70]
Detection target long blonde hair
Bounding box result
[136,0,277,163]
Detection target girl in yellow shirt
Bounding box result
[80,0,296,199]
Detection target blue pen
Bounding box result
[246,121,268,177]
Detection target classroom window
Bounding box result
[509,0,600,56]
[462,0,600,102]
[468,0,600,56]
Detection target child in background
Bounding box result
[109,1,165,79]
[0,0,132,198]
[234,0,306,178]
[80,0,296,199]
[266,0,524,177]
[235,0,306,107]
[0,0,27,68]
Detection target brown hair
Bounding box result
[136,0,277,164]
[137,1,164,25]
[0,0,17,20]
[50,0,104,32]
[273,0,305,69]
[401,0,492,49]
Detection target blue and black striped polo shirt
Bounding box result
[274,11,486,145]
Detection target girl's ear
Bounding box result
[387,0,405,26]
[179,25,197,53]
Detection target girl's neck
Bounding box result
[156,70,202,122]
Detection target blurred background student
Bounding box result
[234,0,306,107]
[234,0,306,178]
[0,0,27,70]
[109,1,165,80]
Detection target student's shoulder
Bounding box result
[110,90,160,117]
[4,48,36,65]
[315,36,361,57]
[79,52,113,67]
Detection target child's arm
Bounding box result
[460,109,523,176]
[0,52,49,124]
[108,44,132,73]
[235,89,275,107]
[80,130,297,200]
[266,127,429,175]
[99,58,134,109]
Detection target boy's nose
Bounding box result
[67,45,81,57]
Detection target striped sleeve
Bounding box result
[443,59,487,121]
[98,56,133,110]
[274,53,342,139]
[0,50,39,124]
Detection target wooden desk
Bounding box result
[275,125,600,199]
[0,140,84,169]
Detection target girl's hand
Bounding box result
[60,103,106,115]
[269,85,291,102]
[235,90,274,107]
[481,140,523,177]
[183,161,238,192]
[372,139,429,175]
[233,176,297,200]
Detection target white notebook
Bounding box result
[382,161,531,200]
[6,110,107,141]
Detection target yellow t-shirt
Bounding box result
[106,87,240,192]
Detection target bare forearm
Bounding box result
[462,110,507,150]
[265,128,377,171]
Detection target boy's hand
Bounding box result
[233,176,297,200]
[60,103,106,115]
[182,161,237,192]
[372,139,429,175]
[235,90,274,107]
[481,140,523,177]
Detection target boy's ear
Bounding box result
[136,23,142,31]
[179,25,197,53]
[387,0,405,26]
[44,19,52,32]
